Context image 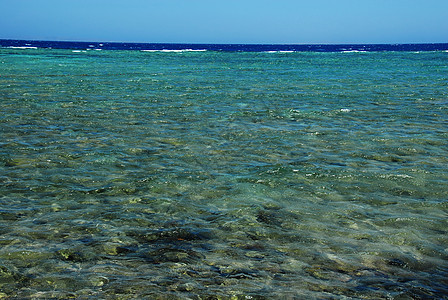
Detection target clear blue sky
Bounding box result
[0,0,447,44]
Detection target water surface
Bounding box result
[1,46,448,298]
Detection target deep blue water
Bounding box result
[1,39,448,52]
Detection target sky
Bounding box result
[0,0,447,44]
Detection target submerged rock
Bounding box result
[218,266,260,279]
[388,258,408,268]
[155,227,211,241]
[56,249,85,262]
[145,246,204,263]
[56,247,96,262]
[256,209,282,226]
[0,209,24,221]
[102,242,136,256]
[129,227,212,243]
[0,265,15,279]
[0,264,30,291]
[89,275,109,287]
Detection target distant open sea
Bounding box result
[2,39,448,52]
[1,39,448,299]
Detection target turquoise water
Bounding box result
[1,48,448,299]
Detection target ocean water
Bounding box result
[1,43,448,299]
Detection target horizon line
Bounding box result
[1,38,448,46]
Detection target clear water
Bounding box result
[1,48,448,299]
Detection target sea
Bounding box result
[1,39,448,299]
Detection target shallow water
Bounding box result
[1,48,448,299]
